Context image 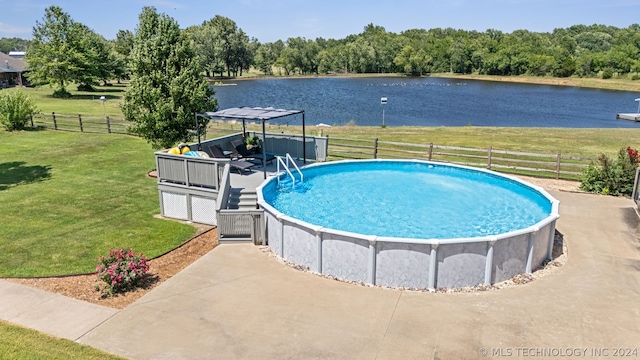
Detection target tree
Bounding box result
[255,41,283,74]
[121,7,217,149]
[347,37,375,73]
[112,30,135,82]
[25,6,114,96]
[229,29,251,76]
[113,30,134,57]
[187,23,224,77]
[25,6,83,97]
[0,37,30,54]
[208,15,239,77]
[75,25,115,89]
[394,45,431,75]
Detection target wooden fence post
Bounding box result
[106,116,111,133]
[29,113,34,128]
[487,146,493,169]
[52,112,57,130]
[78,114,83,132]
[556,152,561,180]
[428,143,433,161]
[373,138,378,159]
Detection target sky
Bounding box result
[0,0,639,42]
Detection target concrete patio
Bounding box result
[1,190,639,359]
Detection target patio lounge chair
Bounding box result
[231,139,276,165]
[208,144,255,174]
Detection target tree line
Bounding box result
[6,7,640,97]
[256,23,640,79]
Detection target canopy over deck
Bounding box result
[196,107,306,179]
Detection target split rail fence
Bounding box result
[31,113,593,180]
[326,136,594,180]
[30,112,131,135]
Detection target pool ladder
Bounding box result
[276,153,303,188]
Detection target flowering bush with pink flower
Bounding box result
[95,248,150,296]
[580,146,640,196]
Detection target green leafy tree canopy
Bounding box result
[25,6,115,96]
[121,7,217,149]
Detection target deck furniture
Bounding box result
[209,145,255,174]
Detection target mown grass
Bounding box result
[208,122,640,159]
[2,84,126,118]
[0,320,124,359]
[0,130,195,277]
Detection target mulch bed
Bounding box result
[5,228,218,309]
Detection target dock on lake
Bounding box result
[616,113,640,122]
[617,97,640,122]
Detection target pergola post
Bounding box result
[302,111,306,164]
[262,120,267,179]
[194,113,202,151]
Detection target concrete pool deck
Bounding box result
[1,190,640,359]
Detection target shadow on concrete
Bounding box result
[552,229,565,260]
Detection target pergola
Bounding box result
[195,107,306,179]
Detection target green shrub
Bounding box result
[51,88,72,98]
[76,83,95,92]
[95,248,150,296]
[0,91,37,130]
[631,74,640,81]
[579,147,639,196]
[601,67,614,79]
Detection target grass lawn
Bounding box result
[0,130,195,277]
[0,320,124,359]
[2,84,127,118]
[209,123,640,159]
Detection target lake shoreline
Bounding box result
[213,72,640,92]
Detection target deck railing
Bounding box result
[248,132,328,161]
[156,152,225,189]
[155,151,229,226]
[217,210,265,244]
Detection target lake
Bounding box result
[212,77,640,128]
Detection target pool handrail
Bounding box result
[286,153,303,184]
[276,155,297,188]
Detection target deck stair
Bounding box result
[217,188,262,244]
[226,188,258,210]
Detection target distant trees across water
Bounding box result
[6,9,640,85]
[256,23,640,79]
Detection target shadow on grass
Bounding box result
[71,94,122,100]
[43,93,122,101]
[23,125,47,132]
[0,161,52,191]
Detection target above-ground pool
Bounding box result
[257,160,560,289]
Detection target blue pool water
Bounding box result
[262,161,553,239]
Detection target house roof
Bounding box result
[0,52,27,73]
